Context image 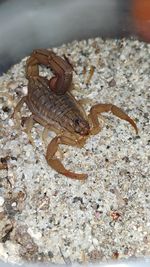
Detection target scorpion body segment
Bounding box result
[26,76,90,136]
[13,49,138,180]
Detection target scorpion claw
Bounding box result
[89,103,138,135]
[46,135,88,180]
[47,158,87,180]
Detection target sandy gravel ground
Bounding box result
[0,37,150,264]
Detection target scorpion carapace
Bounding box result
[13,49,138,180]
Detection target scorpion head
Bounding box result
[73,117,90,136]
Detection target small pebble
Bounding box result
[7,81,18,90]
[92,238,99,246]
[0,197,4,206]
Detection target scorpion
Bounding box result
[13,49,138,180]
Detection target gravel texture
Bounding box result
[0,37,150,264]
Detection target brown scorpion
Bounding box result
[13,49,138,180]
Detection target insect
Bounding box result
[13,49,138,180]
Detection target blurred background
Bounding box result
[0,0,149,74]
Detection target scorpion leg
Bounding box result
[11,96,27,118]
[42,127,49,145]
[46,135,88,180]
[11,96,27,128]
[42,125,61,145]
[12,98,36,145]
[85,65,95,84]
[42,126,64,159]
[78,98,92,106]
[24,115,35,145]
[89,103,138,135]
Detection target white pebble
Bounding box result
[92,237,99,246]
[0,207,4,212]
[11,202,17,207]
[0,196,4,206]
[8,119,14,127]
[22,86,27,94]
[27,227,42,240]
[7,81,18,90]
